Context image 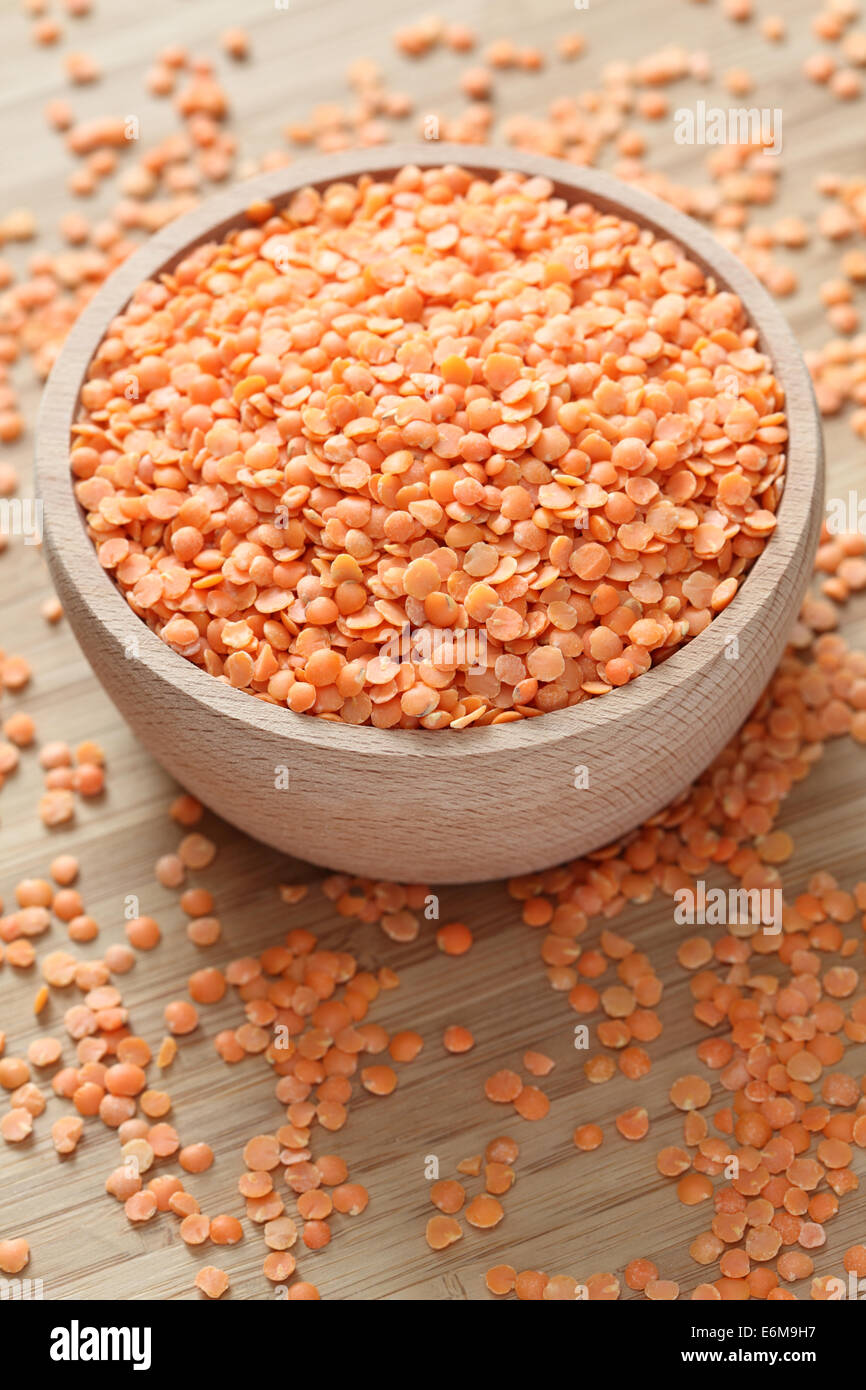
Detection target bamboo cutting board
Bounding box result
[0,0,864,1300]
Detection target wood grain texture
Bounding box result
[0,0,864,1302]
[37,147,821,882]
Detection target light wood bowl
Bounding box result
[36,146,823,884]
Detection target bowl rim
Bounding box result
[36,143,823,763]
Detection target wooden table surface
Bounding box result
[1,0,864,1301]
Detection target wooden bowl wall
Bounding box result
[36,145,823,883]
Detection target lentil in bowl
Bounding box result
[70,159,786,731]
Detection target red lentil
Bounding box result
[443,1025,474,1053]
[426,1216,462,1250]
[195,1266,229,1298]
[0,1239,30,1274]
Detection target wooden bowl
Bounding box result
[36,145,823,884]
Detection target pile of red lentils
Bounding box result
[72,167,785,728]
[2,0,866,1300]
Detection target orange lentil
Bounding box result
[485,1136,519,1165]
[798,1222,827,1250]
[104,945,135,974]
[436,922,473,955]
[188,968,226,1004]
[240,1171,273,1200]
[287,1281,320,1300]
[574,1123,604,1151]
[3,713,36,746]
[164,1000,199,1035]
[389,1030,423,1062]
[484,1162,515,1195]
[426,1214,463,1251]
[1,1108,33,1142]
[430,1180,465,1214]
[297,1189,333,1222]
[657,1146,691,1177]
[720,1249,750,1280]
[360,1064,397,1096]
[106,1166,141,1202]
[113,1037,149,1068]
[244,1135,281,1171]
[180,889,213,918]
[188,916,222,946]
[51,1115,83,1153]
[140,1090,171,1119]
[465,1194,504,1229]
[0,1239,30,1274]
[585,1055,616,1084]
[620,1046,652,1079]
[670,1075,712,1110]
[179,1142,213,1173]
[486,1264,517,1295]
[125,917,160,950]
[513,1085,550,1121]
[484,1069,523,1103]
[263,1216,298,1250]
[247,1193,285,1224]
[302,1218,331,1250]
[263,1251,296,1282]
[180,1213,210,1245]
[443,1025,474,1053]
[678,1172,714,1205]
[515,1269,548,1301]
[121,1138,155,1173]
[616,1107,649,1141]
[220,27,248,59]
[170,795,203,827]
[523,1050,554,1076]
[691,1231,725,1265]
[39,791,75,827]
[178,835,216,870]
[678,937,713,970]
[210,1214,243,1245]
[125,1191,157,1223]
[778,1250,814,1282]
[2,656,32,690]
[104,1063,146,1097]
[315,1155,348,1186]
[645,1278,680,1301]
[692,1283,722,1301]
[155,855,184,889]
[194,1266,229,1299]
[625,1258,659,1291]
[168,1192,199,1219]
[331,1183,368,1215]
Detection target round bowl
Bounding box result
[36,145,823,884]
